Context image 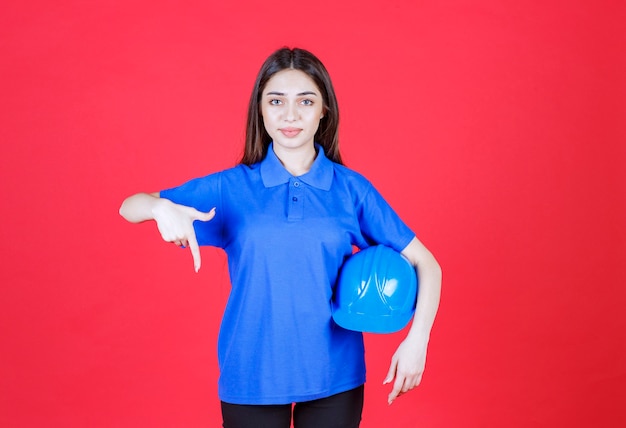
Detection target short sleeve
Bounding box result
[356,183,415,252]
[160,172,224,248]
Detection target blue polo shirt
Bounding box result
[160,143,415,404]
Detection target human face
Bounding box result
[260,69,325,155]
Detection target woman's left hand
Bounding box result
[383,338,427,405]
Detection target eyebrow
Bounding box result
[265,91,319,96]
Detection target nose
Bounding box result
[285,101,298,121]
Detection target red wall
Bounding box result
[1,1,625,426]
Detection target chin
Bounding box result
[274,139,313,151]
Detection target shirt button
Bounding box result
[294,182,300,187]
[292,197,298,202]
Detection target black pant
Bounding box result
[221,385,364,428]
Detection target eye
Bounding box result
[269,99,282,105]
[300,99,314,106]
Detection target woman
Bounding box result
[119,47,441,428]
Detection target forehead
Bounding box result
[263,69,321,94]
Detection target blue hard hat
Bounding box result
[332,245,418,334]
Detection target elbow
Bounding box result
[118,201,129,221]
[118,195,140,223]
[432,257,443,281]
[425,258,443,294]
[431,254,443,283]
[420,252,443,294]
[419,249,442,281]
[119,196,131,220]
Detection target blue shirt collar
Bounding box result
[260,143,334,191]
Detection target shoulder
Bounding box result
[331,163,374,193]
[196,163,259,182]
[162,164,254,194]
[219,162,263,184]
[220,163,253,177]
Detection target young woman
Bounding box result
[119,47,441,428]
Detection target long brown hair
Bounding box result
[240,47,343,165]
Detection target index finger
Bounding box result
[388,374,406,405]
[187,231,201,273]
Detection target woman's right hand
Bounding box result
[119,192,215,273]
[151,198,216,272]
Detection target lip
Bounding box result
[279,127,302,138]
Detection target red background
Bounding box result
[1,1,625,427]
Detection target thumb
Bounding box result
[383,357,398,385]
[194,207,216,222]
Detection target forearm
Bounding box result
[401,238,442,346]
[119,192,161,223]
[406,255,441,346]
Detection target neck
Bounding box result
[273,144,317,176]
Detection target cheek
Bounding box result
[261,104,280,119]
[261,114,280,138]
[260,108,274,127]
[301,105,321,119]
[306,109,324,129]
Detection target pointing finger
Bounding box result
[187,232,201,273]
